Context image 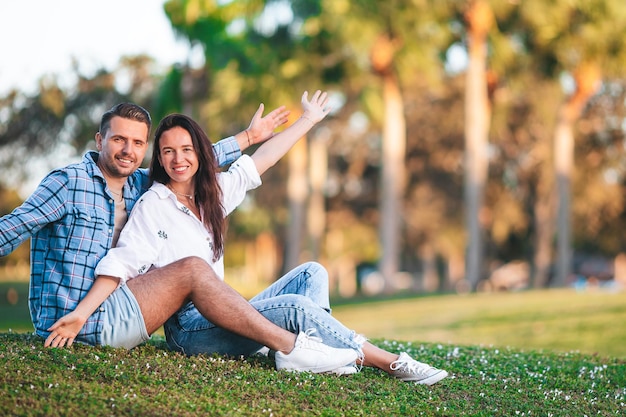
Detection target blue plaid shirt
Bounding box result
[0,137,240,343]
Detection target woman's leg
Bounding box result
[249,294,362,352]
[165,294,365,356]
[164,304,265,356]
[164,296,447,384]
[250,262,331,312]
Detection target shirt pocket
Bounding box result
[65,207,107,254]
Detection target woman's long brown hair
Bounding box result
[149,114,225,261]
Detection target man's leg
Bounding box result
[164,290,364,357]
[126,257,296,353]
[126,257,358,372]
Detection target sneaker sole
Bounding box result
[277,350,358,374]
[326,365,359,376]
[400,369,448,385]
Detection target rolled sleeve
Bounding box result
[219,155,262,216]
[213,136,241,167]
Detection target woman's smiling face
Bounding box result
[157,126,199,187]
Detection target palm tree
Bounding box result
[369,33,406,292]
[463,0,494,290]
[331,0,454,291]
[517,0,626,286]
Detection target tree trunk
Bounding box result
[553,63,601,287]
[285,138,308,271]
[463,0,493,290]
[307,133,330,260]
[419,242,440,292]
[532,156,556,288]
[371,35,406,293]
[379,71,406,292]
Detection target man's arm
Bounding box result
[212,104,290,167]
[0,171,67,256]
[44,276,120,348]
[45,189,166,348]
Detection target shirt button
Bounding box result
[99,307,105,312]
[108,229,113,234]
[109,199,114,204]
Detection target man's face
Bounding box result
[95,116,149,180]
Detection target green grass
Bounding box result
[2,284,626,415]
[331,288,626,359]
[4,283,626,358]
[1,333,624,416]
[0,282,32,332]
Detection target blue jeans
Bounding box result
[164,262,363,356]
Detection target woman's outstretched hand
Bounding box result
[44,311,87,348]
[301,90,332,124]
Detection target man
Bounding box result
[0,102,358,374]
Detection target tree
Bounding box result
[518,0,626,286]
[462,0,494,290]
[0,59,157,190]
[370,33,406,292]
[323,0,454,291]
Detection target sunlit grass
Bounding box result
[2,283,625,415]
[331,288,626,358]
[3,282,626,358]
[1,332,624,416]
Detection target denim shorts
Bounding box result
[100,285,150,349]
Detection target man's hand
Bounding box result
[44,312,87,348]
[246,104,291,146]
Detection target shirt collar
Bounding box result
[151,182,176,201]
[83,151,106,182]
[83,150,147,196]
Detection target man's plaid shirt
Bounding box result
[0,138,240,343]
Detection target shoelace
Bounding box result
[390,356,434,376]
[298,328,324,347]
[299,329,363,371]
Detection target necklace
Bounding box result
[168,184,194,200]
[109,188,123,202]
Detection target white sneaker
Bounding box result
[328,364,359,376]
[254,346,271,357]
[275,329,358,373]
[390,352,448,385]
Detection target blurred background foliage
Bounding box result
[2,0,626,298]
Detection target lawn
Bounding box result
[1,332,624,416]
[2,283,626,357]
[331,287,626,359]
[1,283,625,415]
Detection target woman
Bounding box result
[70,90,448,384]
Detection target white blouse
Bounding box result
[95,155,262,284]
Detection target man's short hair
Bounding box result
[99,103,152,136]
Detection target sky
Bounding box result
[0,0,200,196]
[0,0,195,95]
